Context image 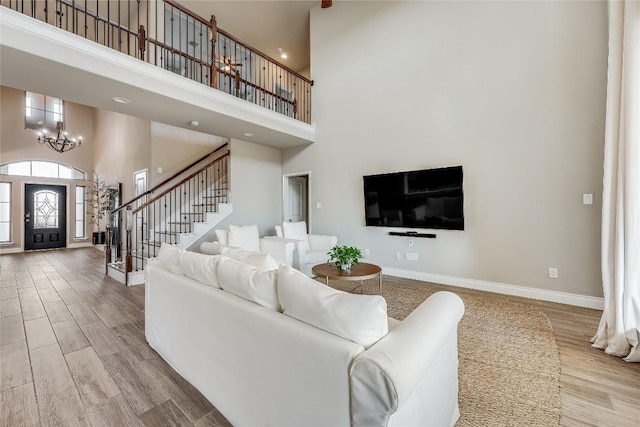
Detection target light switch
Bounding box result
[316,202,322,209]
[583,194,593,205]
[157,167,163,174]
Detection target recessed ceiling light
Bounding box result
[190,120,200,127]
[243,132,254,137]
[277,48,288,59]
[112,96,130,104]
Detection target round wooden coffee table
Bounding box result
[312,262,382,294]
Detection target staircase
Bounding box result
[106,144,231,285]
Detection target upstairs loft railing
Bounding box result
[1,0,313,124]
[109,144,230,282]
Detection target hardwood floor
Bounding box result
[0,248,230,427]
[0,248,638,426]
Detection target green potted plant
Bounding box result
[327,245,363,272]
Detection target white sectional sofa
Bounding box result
[145,245,465,426]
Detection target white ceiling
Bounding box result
[181,1,317,74]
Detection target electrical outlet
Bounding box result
[583,194,593,205]
[396,252,402,261]
[364,248,370,257]
[548,267,558,279]
[406,252,419,261]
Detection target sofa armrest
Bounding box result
[308,234,337,250]
[350,291,464,426]
[259,238,295,266]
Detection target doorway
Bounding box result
[24,184,67,250]
[133,169,148,206]
[283,173,310,226]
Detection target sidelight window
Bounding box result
[0,183,11,242]
[75,186,86,238]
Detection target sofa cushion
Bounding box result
[179,251,221,288]
[158,243,183,274]
[282,221,309,245]
[214,229,229,246]
[277,266,388,348]
[220,246,280,271]
[228,224,261,252]
[275,225,284,238]
[217,256,280,311]
[200,241,221,255]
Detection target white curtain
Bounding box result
[592,0,640,362]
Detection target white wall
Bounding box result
[150,122,227,188]
[93,109,152,208]
[195,138,283,247]
[283,1,607,297]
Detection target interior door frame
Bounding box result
[282,171,311,232]
[22,181,70,251]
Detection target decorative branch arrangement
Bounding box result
[86,172,113,232]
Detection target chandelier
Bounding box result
[37,121,82,153]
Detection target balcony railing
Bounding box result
[1,0,313,124]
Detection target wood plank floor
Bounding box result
[1,248,638,426]
[0,248,230,427]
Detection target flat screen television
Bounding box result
[363,166,464,230]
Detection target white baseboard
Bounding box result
[382,267,604,310]
[68,242,94,249]
[1,242,96,254]
[0,247,23,254]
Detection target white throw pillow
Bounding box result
[179,251,221,288]
[275,225,284,239]
[157,243,183,275]
[214,229,229,246]
[217,256,280,311]
[278,266,388,348]
[228,224,261,252]
[220,246,280,271]
[200,241,221,255]
[282,221,309,245]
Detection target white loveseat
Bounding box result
[146,246,465,426]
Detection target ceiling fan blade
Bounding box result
[321,0,332,8]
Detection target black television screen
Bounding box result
[363,166,464,230]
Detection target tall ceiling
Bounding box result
[180,1,318,74]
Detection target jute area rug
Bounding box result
[328,276,562,427]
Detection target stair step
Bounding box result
[108,262,127,272]
[155,231,178,235]
[168,221,191,225]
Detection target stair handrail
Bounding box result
[113,142,229,215]
[131,147,230,215]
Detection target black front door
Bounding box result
[24,184,67,251]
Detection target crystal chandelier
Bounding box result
[37,121,82,153]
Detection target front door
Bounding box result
[24,184,67,250]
